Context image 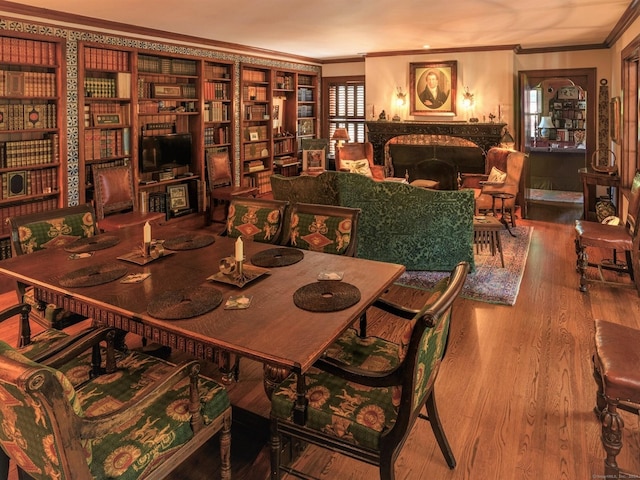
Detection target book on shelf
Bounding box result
[273,155,298,166]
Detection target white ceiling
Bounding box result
[2,0,634,59]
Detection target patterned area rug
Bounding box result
[528,188,583,204]
[396,225,533,306]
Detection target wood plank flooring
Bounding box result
[2,202,639,479]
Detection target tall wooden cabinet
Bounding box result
[0,34,64,258]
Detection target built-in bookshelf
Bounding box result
[296,73,318,150]
[240,64,272,194]
[0,34,63,258]
[79,44,133,204]
[272,69,299,176]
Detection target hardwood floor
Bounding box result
[2,203,639,479]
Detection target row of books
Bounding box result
[204,101,230,122]
[243,125,268,141]
[84,47,130,72]
[0,168,58,200]
[0,70,57,97]
[204,82,229,101]
[84,129,127,161]
[138,55,197,76]
[245,104,268,120]
[275,74,294,90]
[0,238,11,260]
[242,170,272,195]
[204,64,230,80]
[0,36,56,66]
[0,103,57,130]
[274,137,295,155]
[204,127,230,146]
[84,73,131,99]
[273,155,298,166]
[298,88,314,102]
[1,135,59,168]
[244,141,269,160]
[297,105,314,118]
[0,198,59,238]
[242,70,268,83]
[243,85,268,102]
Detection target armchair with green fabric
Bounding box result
[0,307,232,480]
[270,261,469,480]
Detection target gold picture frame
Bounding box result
[610,96,621,144]
[93,113,122,126]
[152,83,182,98]
[410,61,457,116]
[167,184,189,212]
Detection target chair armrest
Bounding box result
[314,355,403,387]
[460,173,488,189]
[38,326,117,367]
[370,165,385,181]
[79,360,203,438]
[371,296,418,320]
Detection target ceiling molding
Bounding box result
[364,44,520,58]
[516,43,609,55]
[605,0,640,47]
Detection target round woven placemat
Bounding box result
[251,247,304,268]
[147,285,223,320]
[59,262,128,288]
[163,234,216,251]
[64,235,120,253]
[293,281,361,312]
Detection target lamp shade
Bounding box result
[331,128,350,142]
[538,116,554,129]
[500,128,515,149]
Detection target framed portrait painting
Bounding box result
[410,61,457,116]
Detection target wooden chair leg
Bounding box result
[270,419,283,480]
[220,412,232,480]
[425,390,456,469]
[600,399,624,478]
[576,243,589,292]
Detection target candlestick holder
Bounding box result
[143,241,151,258]
[233,257,249,283]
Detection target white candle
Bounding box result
[143,221,151,244]
[235,236,243,262]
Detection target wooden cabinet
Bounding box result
[79,44,134,204]
[240,64,272,194]
[0,34,64,258]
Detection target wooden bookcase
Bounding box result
[78,44,134,204]
[0,33,64,258]
[548,97,587,148]
[296,73,318,150]
[272,69,299,176]
[240,64,272,195]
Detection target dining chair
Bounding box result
[8,203,99,330]
[93,164,165,232]
[0,310,232,480]
[270,261,470,480]
[460,147,527,227]
[336,142,385,181]
[225,196,289,245]
[593,318,640,479]
[206,148,259,224]
[283,202,361,257]
[574,169,640,293]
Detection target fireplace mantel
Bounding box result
[366,121,507,165]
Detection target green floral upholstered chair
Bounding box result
[284,202,361,257]
[226,197,289,244]
[0,317,232,480]
[8,204,99,330]
[270,262,469,480]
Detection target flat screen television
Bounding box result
[139,133,192,174]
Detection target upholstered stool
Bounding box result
[593,319,640,478]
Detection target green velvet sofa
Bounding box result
[270,171,475,271]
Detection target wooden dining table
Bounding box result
[0,223,405,423]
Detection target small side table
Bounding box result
[490,192,516,237]
[473,215,504,267]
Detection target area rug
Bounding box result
[395,225,533,305]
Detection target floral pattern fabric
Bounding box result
[272,276,453,451]
[16,212,97,255]
[0,341,230,480]
[226,201,284,244]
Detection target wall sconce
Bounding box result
[396,87,406,107]
[538,116,554,139]
[331,128,350,149]
[461,87,474,109]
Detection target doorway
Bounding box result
[518,68,597,220]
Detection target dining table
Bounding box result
[0,222,405,423]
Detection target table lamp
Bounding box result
[331,128,350,150]
[538,116,554,139]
